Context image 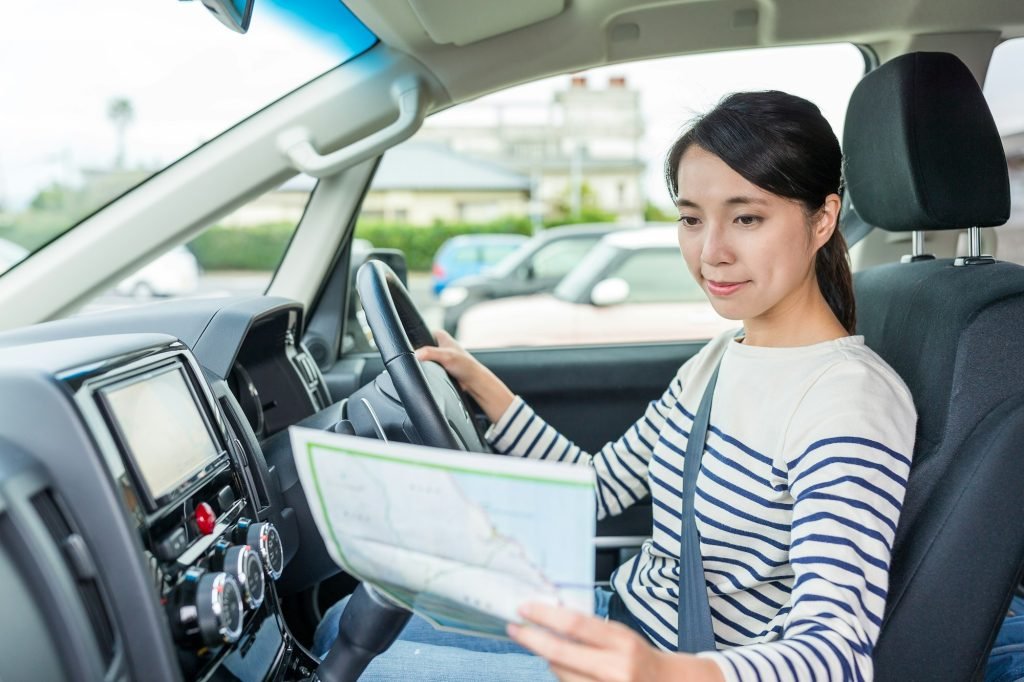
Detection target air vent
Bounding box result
[31,491,116,666]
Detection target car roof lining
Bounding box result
[346,0,1024,105]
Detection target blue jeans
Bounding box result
[986,595,1024,682]
[313,588,618,681]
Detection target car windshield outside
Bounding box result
[0,0,376,279]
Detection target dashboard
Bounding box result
[0,297,347,682]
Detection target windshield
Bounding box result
[0,0,376,272]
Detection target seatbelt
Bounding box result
[677,362,721,653]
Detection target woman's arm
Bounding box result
[699,360,916,680]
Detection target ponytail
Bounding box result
[815,225,856,334]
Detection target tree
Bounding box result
[107,97,135,169]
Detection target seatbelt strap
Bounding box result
[677,362,721,653]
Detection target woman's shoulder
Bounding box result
[815,339,916,413]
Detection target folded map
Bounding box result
[289,426,597,638]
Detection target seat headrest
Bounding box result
[843,51,1010,232]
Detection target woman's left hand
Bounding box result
[507,602,725,682]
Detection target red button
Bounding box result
[195,502,217,535]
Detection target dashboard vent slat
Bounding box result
[31,491,116,666]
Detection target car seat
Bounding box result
[844,51,1024,681]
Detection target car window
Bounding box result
[983,37,1024,265]
[531,238,600,279]
[74,176,312,316]
[347,43,865,350]
[481,244,522,264]
[609,250,705,304]
[0,1,375,275]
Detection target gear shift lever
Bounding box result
[313,583,412,682]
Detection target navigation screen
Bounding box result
[104,366,221,501]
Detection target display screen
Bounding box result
[103,366,221,501]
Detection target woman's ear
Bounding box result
[812,193,842,249]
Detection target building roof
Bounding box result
[279,142,530,193]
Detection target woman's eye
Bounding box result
[677,216,700,227]
[736,215,762,226]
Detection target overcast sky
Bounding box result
[2,3,1022,213]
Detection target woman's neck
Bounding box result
[741,280,849,348]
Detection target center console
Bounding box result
[76,342,319,681]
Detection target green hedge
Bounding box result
[62,212,616,273]
[188,222,297,270]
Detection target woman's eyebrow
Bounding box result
[725,196,769,206]
[675,196,768,208]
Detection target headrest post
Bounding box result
[913,231,925,257]
[954,226,996,267]
[900,230,936,263]
[969,226,981,258]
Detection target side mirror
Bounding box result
[195,0,254,33]
[590,278,630,307]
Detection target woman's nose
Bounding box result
[701,223,734,266]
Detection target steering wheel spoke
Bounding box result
[354,261,490,452]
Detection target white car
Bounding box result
[113,245,201,298]
[457,227,737,348]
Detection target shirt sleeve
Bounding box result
[484,369,691,521]
[699,358,917,682]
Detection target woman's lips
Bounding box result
[705,279,747,296]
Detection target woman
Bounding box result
[315,91,917,681]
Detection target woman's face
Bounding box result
[674,145,835,325]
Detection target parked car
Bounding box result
[113,245,201,298]
[439,223,625,334]
[430,233,528,295]
[456,226,736,348]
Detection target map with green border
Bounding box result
[289,426,597,637]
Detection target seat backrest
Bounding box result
[844,52,1024,681]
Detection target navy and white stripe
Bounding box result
[485,330,916,681]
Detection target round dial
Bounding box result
[246,521,284,580]
[168,569,244,647]
[223,544,265,610]
[197,571,244,645]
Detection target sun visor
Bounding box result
[406,0,566,46]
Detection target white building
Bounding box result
[417,75,647,224]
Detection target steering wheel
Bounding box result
[354,259,489,452]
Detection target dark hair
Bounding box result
[665,91,855,334]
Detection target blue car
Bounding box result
[431,234,529,295]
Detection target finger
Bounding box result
[414,346,437,362]
[434,329,460,349]
[549,663,597,682]
[519,602,630,648]
[508,622,618,680]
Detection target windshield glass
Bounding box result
[0,0,376,272]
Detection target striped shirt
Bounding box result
[485,330,916,681]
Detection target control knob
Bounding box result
[236,519,284,580]
[212,543,265,610]
[167,568,244,647]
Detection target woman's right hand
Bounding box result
[415,330,515,423]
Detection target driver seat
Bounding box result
[843,52,1024,680]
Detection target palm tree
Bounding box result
[107,97,135,169]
